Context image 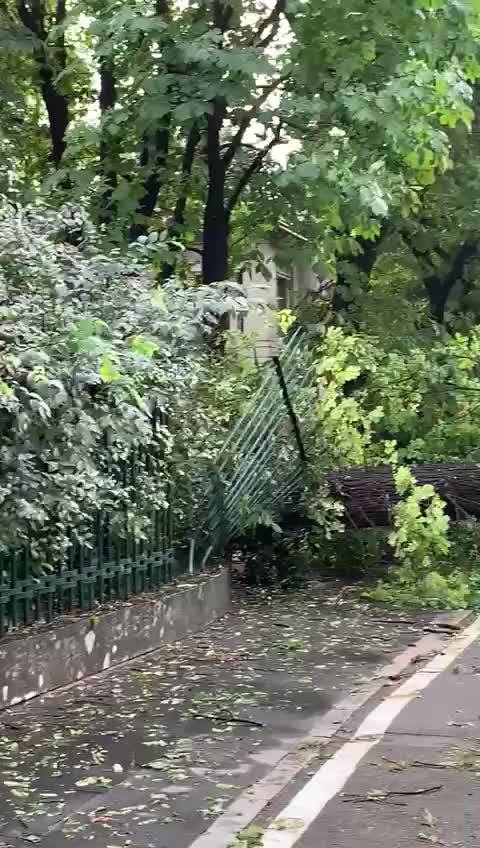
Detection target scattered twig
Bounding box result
[191,710,264,728]
[412,761,451,770]
[250,666,291,674]
[342,797,408,806]
[74,787,107,794]
[410,652,435,665]
[390,786,444,796]
[343,785,443,804]
[332,586,356,606]
[371,618,418,625]
[380,756,408,770]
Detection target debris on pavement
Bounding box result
[0,581,436,848]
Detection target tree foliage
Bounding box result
[304,323,480,606]
[2,0,480,287]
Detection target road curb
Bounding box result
[0,568,231,710]
[188,607,475,848]
[430,609,476,630]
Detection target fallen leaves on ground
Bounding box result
[0,581,431,843]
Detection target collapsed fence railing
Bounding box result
[199,329,317,555]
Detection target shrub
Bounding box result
[0,199,252,568]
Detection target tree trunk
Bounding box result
[37,59,70,166]
[161,120,201,281]
[129,0,172,241]
[129,120,172,241]
[203,196,229,284]
[202,98,229,284]
[98,58,117,225]
[327,463,480,528]
[17,0,70,168]
[424,241,478,324]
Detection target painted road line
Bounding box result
[259,615,480,848]
[186,616,468,848]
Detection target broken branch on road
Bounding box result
[191,709,264,728]
[342,785,443,803]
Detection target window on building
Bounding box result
[276,270,294,309]
[228,312,245,332]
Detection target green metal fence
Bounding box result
[0,412,175,636]
[0,331,314,635]
[0,510,174,637]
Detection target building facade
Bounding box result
[238,241,319,361]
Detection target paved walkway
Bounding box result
[254,615,480,848]
[0,582,435,848]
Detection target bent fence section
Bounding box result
[201,329,316,554]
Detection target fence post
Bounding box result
[272,355,308,465]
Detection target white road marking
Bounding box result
[260,616,480,848]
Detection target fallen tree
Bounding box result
[327,463,480,528]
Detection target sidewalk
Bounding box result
[0,580,437,848]
[251,615,480,848]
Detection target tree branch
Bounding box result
[131,0,173,238]
[247,0,285,49]
[426,240,478,323]
[226,126,281,218]
[402,227,478,323]
[98,56,118,225]
[333,230,388,314]
[222,73,289,170]
[161,120,201,280]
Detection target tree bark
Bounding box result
[98,58,117,225]
[327,463,480,528]
[17,0,70,167]
[424,240,478,324]
[202,96,229,284]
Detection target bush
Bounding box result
[0,199,253,568]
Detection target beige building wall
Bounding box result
[184,240,318,363]
[240,243,318,362]
[240,243,279,361]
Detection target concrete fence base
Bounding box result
[0,569,231,709]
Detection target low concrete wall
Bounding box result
[0,569,231,709]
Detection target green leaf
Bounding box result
[0,381,13,397]
[99,355,121,384]
[127,384,146,411]
[128,335,159,357]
